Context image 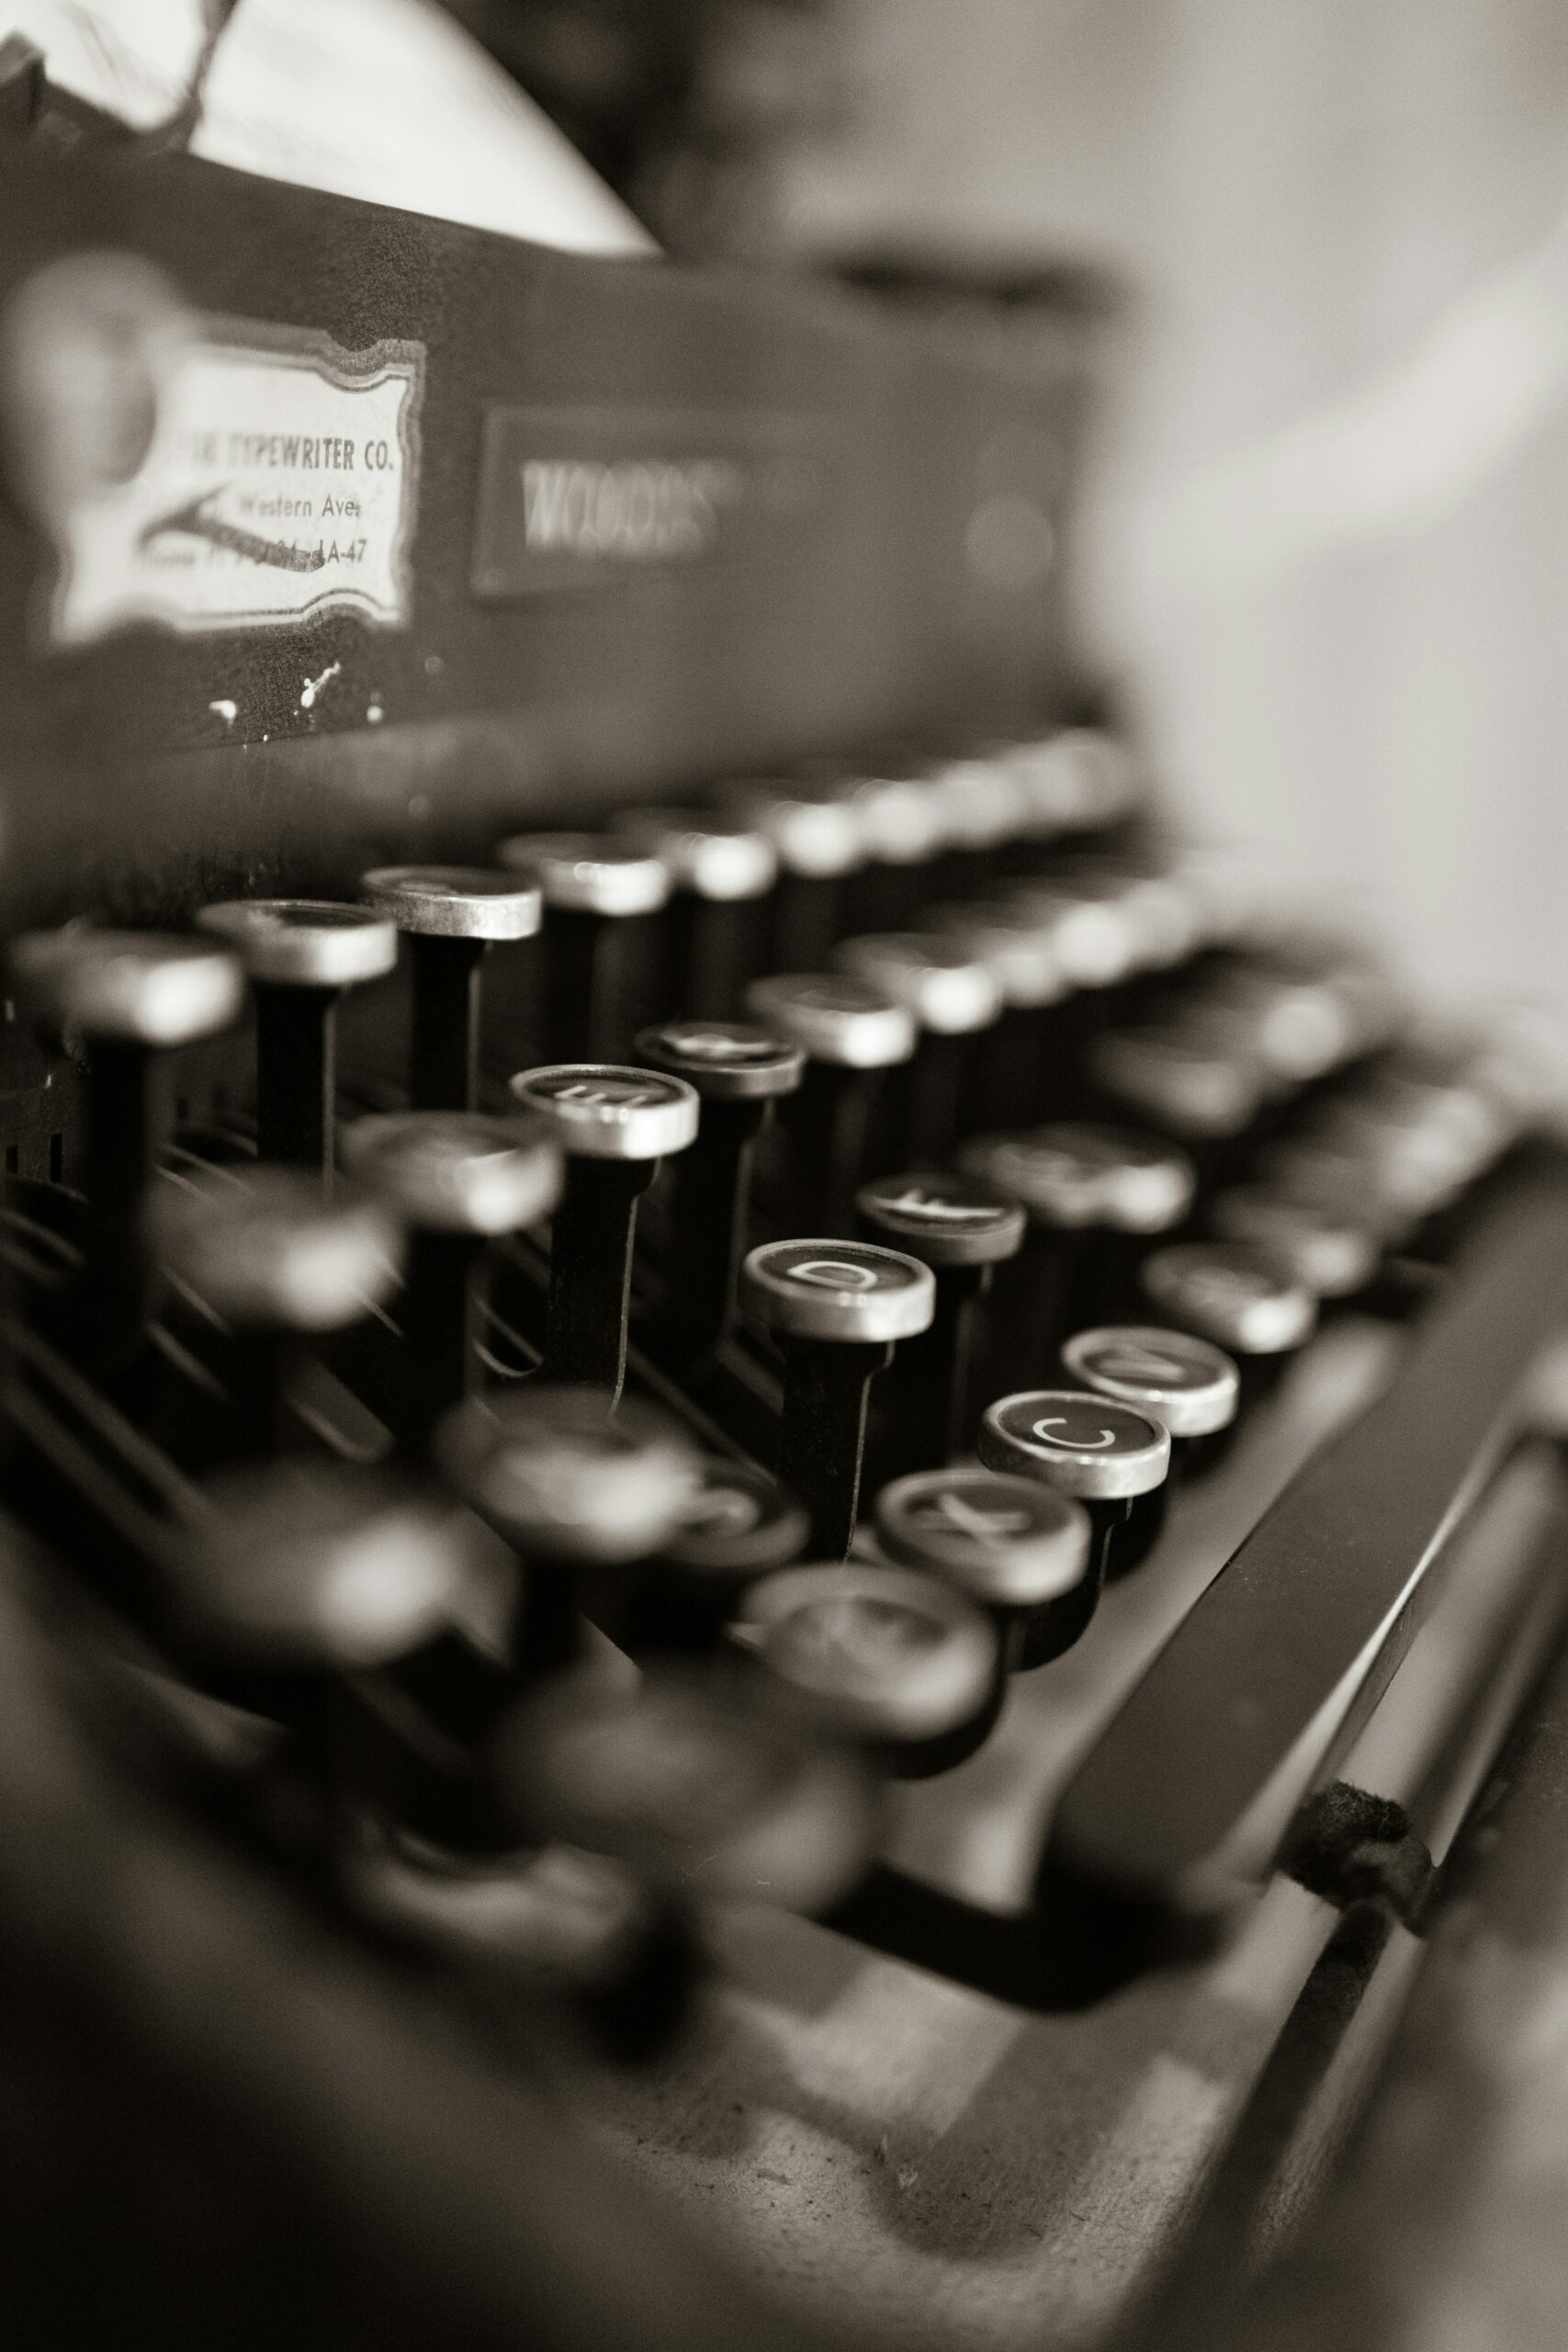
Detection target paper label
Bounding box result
[49,321,423,644]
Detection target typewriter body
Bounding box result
[2,117,1567,2352]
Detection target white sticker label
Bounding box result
[49,322,423,644]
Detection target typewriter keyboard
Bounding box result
[6,729,1568,2349]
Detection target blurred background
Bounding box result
[461,0,1568,1020]
[15,0,1568,1012]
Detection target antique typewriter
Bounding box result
[2,74,1566,2352]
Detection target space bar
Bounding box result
[1049,1166,1568,1908]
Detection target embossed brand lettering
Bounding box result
[522,458,743,562]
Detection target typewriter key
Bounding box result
[497,1665,883,1914]
[360,865,542,1113]
[732,1561,1002,1776]
[12,927,245,1367]
[497,831,670,1064]
[926,899,1066,1128]
[617,1459,809,1657]
[874,1466,1092,1672]
[746,973,916,1234]
[833,933,1002,1164]
[924,753,1032,894]
[437,1384,702,1676]
[856,1169,1025,1477]
[1087,1023,1266,1164]
[977,1389,1170,1640]
[1060,1323,1239,1484]
[175,1457,485,1670]
[826,768,948,933]
[1208,1183,1382,1300]
[344,1818,697,2058]
[617,808,778,1017]
[1139,1239,1318,1411]
[740,1238,936,1559]
[340,1112,564,1452]
[148,1163,402,1460]
[196,899,398,1183]
[635,1019,805,1368]
[723,782,863,969]
[510,1063,699,1401]
[963,1122,1196,1392]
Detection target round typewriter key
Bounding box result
[1005,880,1138,991]
[1208,1184,1381,1300]
[511,1064,699,1400]
[636,1019,805,1368]
[341,1112,563,1451]
[1139,1239,1318,1411]
[874,1466,1092,1671]
[834,933,1002,1164]
[197,899,398,1184]
[1088,1024,1266,1158]
[498,1665,883,1914]
[439,1385,702,1679]
[927,898,1067,1128]
[977,1389,1171,1635]
[746,974,916,1235]
[176,1458,486,1669]
[828,768,948,931]
[361,865,542,1113]
[344,1820,698,2057]
[740,1238,935,1559]
[733,1562,1002,1775]
[924,753,1031,895]
[148,1164,401,1461]
[723,782,863,969]
[1060,1321,1238,1489]
[963,1123,1196,1393]
[856,1170,1026,1477]
[13,927,245,1367]
[618,1460,809,1657]
[618,807,778,1016]
[499,831,671,1064]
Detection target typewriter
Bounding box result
[1,83,1566,2352]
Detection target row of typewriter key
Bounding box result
[4,727,1562,2053]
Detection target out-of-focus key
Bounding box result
[723,782,863,970]
[874,1464,1092,1672]
[833,932,1002,1164]
[739,1237,935,1559]
[617,1459,809,1657]
[497,1663,883,1914]
[344,1818,698,2061]
[618,807,778,1018]
[196,899,398,1182]
[977,1388,1171,1637]
[746,973,915,1235]
[340,1111,563,1453]
[13,927,244,1367]
[360,865,541,1112]
[438,1385,702,1679]
[510,1064,699,1402]
[497,831,670,1064]
[856,1167,1025,1476]
[173,1456,486,1672]
[963,1122,1196,1392]
[925,898,1066,1129]
[1140,1238,1318,1411]
[733,1560,1002,1777]
[635,1018,804,1369]
[1208,1183,1382,1302]
[1087,1021,1267,1170]
[148,1164,402,1461]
